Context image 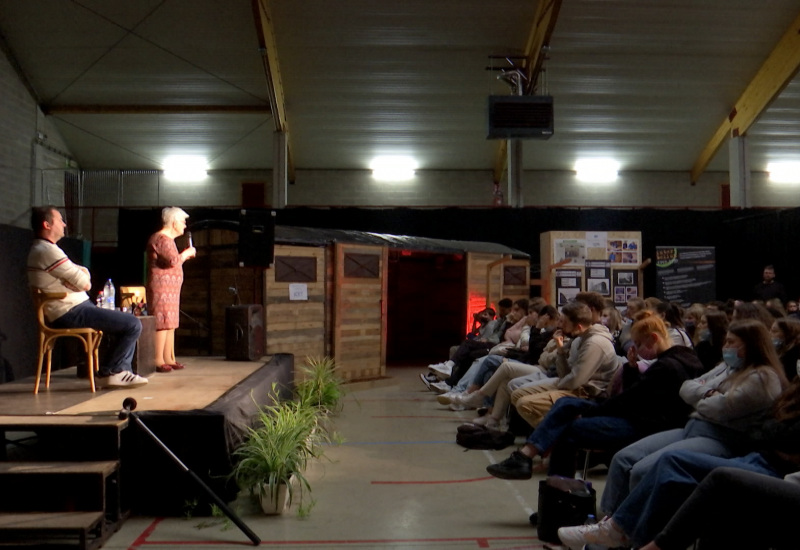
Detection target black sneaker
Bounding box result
[486,450,533,480]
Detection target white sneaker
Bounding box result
[104,371,148,388]
[437,392,457,405]
[428,361,453,378]
[429,381,451,394]
[558,516,629,550]
[449,391,484,409]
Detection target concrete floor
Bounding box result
[100,366,608,550]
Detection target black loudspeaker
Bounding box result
[225,305,265,361]
[487,95,554,139]
[238,209,275,267]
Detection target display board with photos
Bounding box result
[541,230,643,307]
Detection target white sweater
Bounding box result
[27,239,91,322]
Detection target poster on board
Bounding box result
[586,260,611,296]
[556,269,583,305]
[607,238,640,264]
[655,246,716,306]
[613,269,640,306]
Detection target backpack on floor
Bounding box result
[455,423,515,450]
[536,475,597,544]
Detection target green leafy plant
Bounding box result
[294,356,344,415]
[231,384,323,514]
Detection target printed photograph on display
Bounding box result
[588,279,610,294]
[607,239,640,264]
[617,271,635,285]
[625,286,639,300]
[558,288,580,305]
[554,239,586,265]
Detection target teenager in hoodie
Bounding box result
[512,300,619,429]
[487,311,703,480]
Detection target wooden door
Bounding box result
[333,243,387,380]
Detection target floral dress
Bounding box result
[145,232,184,330]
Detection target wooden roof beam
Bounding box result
[252,0,295,181]
[690,11,800,184]
[493,0,563,184]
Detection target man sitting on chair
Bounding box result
[27,206,148,388]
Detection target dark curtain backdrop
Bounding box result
[110,206,800,306]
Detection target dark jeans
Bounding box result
[527,397,642,478]
[52,301,142,376]
[656,467,800,550]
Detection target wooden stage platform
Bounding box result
[0,356,268,416]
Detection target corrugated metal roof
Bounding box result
[275,225,528,258]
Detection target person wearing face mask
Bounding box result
[692,310,729,372]
[770,316,800,381]
[599,319,788,521]
[486,311,703,481]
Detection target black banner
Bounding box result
[656,246,716,306]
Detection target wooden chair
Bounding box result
[32,290,103,394]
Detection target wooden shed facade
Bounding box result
[263,227,530,382]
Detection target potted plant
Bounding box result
[294,356,344,416]
[231,387,322,514]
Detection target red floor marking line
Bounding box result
[129,535,540,547]
[372,475,494,484]
[128,517,163,548]
[372,415,463,419]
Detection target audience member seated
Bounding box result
[558,375,800,549]
[485,312,702,480]
[692,309,729,372]
[511,301,619,428]
[619,297,646,352]
[639,468,800,550]
[599,319,788,519]
[27,206,147,388]
[600,305,624,354]
[732,301,775,328]
[420,298,523,390]
[771,316,800,381]
[655,301,693,347]
[442,305,560,423]
[683,302,705,341]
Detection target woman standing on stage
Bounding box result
[146,207,196,372]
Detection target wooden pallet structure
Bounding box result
[0,415,127,550]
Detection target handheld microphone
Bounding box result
[186,231,193,248]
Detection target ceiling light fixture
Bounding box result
[370,156,417,182]
[575,158,619,183]
[162,155,208,182]
[767,162,800,184]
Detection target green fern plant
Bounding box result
[231,384,323,513]
[294,356,344,415]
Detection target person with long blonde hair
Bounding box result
[486,311,703,481]
[598,318,788,522]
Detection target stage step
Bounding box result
[0,511,105,550]
[0,418,128,548]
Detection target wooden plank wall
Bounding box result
[333,244,387,381]
[264,245,327,362]
[178,228,262,356]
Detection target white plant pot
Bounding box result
[259,479,292,515]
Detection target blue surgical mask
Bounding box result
[773,338,784,349]
[699,329,711,342]
[722,348,745,370]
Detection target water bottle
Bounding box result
[104,279,115,310]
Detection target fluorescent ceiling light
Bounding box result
[575,159,619,183]
[370,156,417,182]
[767,162,800,184]
[163,156,208,182]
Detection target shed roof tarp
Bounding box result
[275,226,528,258]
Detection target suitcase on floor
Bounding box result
[537,475,597,543]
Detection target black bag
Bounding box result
[455,423,515,450]
[536,476,597,544]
